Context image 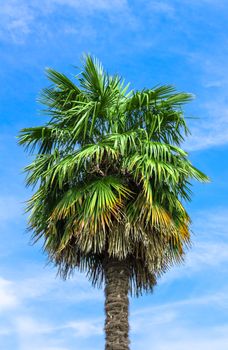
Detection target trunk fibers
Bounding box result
[104,259,130,350]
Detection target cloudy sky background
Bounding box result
[0,1,228,349]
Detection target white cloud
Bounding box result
[132,310,177,334]
[131,290,228,349]
[183,49,228,151]
[147,1,175,17]
[193,209,228,238]
[185,130,225,152]
[153,0,228,9]
[14,269,103,304]
[0,267,103,346]
[0,268,102,315]
[0,0,131,44]
[14,316,56,335]
[49,0,128,11]
[11,316,103,350]
[0,1,34,43]
[186,209,228,269]
[134,324,228,350]
[132,289,228,318]
[185,102,228,151]
[13,315,68,350]
[66,319,103,337]
[186,241,228,269]
[0,277,19,311]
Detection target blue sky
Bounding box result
[0,1,228,349]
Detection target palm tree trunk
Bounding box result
[104,258,130,350]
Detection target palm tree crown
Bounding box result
[19,55,208,296]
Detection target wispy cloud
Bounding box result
[185,100,228,151]
[66,319,103,337]
[0,0,133,44]
[146,1,175,17]
[49,0,128,11]
[0,277,19,311]
[184,48,228,151]
[132,289,228,350]
[134,324,228,350]
[0,1,34,43]
[0,267,103,309]
[0,269,103,348]
[14,316,56,335]
[13,316,69,350]
[132,289,228,318]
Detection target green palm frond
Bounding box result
[19,125,73,154]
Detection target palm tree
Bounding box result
[19,55,208,350]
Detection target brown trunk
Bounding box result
[104,258,130,350]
